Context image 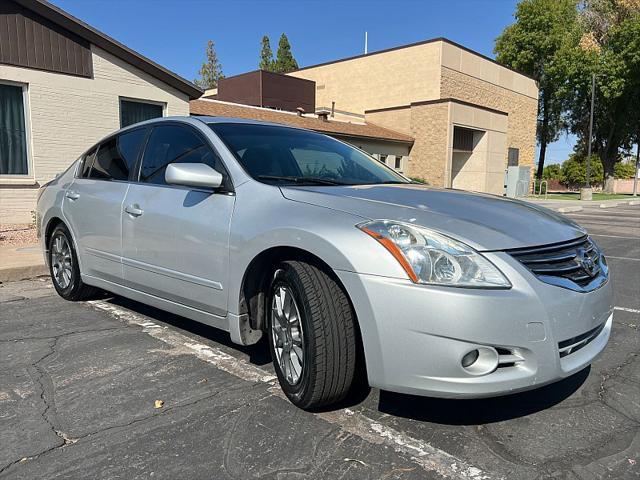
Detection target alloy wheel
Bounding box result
[51,233,73,289]
[270,285,305,385]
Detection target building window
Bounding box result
[508,147,520,167]
[394,156,402,170]
[120,99,164,128]
[453,127,475,152]
[0,83,29,175]
[379,154,388,164]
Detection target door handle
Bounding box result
[124,204,144,217]
[65,191,80,200]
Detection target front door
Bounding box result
[121,123,234,317]
[63,127,147,283]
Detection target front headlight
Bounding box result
[358,220,511,288]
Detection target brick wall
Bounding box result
[406,102,450,185]
[289,42,441,114]
[440,67,537,169]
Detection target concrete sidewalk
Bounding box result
[522,197,640,213]
[0,243,47,283]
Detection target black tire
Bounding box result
[267,260,357,410]
[48,223,100,301]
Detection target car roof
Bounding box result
[193,115,310,131]
[118,115,311,134]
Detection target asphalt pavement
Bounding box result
[0,204,638,480]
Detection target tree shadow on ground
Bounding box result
[376,366,590,425]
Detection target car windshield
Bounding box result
[208,122,409,186]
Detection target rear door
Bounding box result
[121,123,234,316]
[63,127,147,283]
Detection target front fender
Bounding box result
[226,183,409,316]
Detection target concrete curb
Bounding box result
[557,206,583,213]
[0,264,48,283]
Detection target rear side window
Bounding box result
[79,148,97,178]
[139,124,224,186]
[88,128,147,181]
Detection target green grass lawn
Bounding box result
[540,192,634,201]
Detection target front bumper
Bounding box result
[336,251,614,398]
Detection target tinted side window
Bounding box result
[79,148,97,178]
[140,125,223,186]
[89,128,147,181]
[118,128,147,174]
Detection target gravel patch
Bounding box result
[0,224,38,247]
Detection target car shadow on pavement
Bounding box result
[103,295,273,367]
[376,367,590,425]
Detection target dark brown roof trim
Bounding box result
[365,104,412,114]
[292,37,537,82]
[14,0,203,99]
[365,98,508,116]
[413,98,508,115]
[328,132,414,146]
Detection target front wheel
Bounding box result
[267,260,358,410]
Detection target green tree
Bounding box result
[273,33,298,73]
[614,161,637,178]
[561,153,604,187]
[495,0,579,180]
[259,35,275,71]
[542,163,563,180]
[194,40,224,89]
[556,0,640,192]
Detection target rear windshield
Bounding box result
[208,122,408,186]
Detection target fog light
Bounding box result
[461,349,479,367]
[461,346,499,376]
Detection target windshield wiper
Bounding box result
[257,175,345,186]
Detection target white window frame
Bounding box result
[0,80,35,185]
[394,155,404,171]
[119,96,167,127]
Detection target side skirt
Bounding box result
[82,274,229,332]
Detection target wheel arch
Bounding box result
[44,217,65,257]
[239,245,351,332]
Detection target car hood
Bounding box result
[280,184,586,251]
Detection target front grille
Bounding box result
[558,323,605,358]
[508,236,608,292]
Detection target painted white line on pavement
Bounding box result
[589,234,640,240]
[88,299,492,480]
[88,300,277,384]
[615,306,640,314]
[605,255,640,262]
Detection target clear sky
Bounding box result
[51,0,575,165]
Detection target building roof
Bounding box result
[190,99,414,144]
[292,37,537,81]
[13,0,203,99]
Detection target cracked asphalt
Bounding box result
[1,204,638,479]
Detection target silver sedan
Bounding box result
[36,116,613,409]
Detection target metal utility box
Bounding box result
[504,166,531,198]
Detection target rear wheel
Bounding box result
[48,224,99,301]
[267,260,357,410]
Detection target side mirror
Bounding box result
[165,163,223,189]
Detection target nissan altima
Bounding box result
[36,116,613,409]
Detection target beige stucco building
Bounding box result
[289,38,538,194]
[0,0,201,224]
